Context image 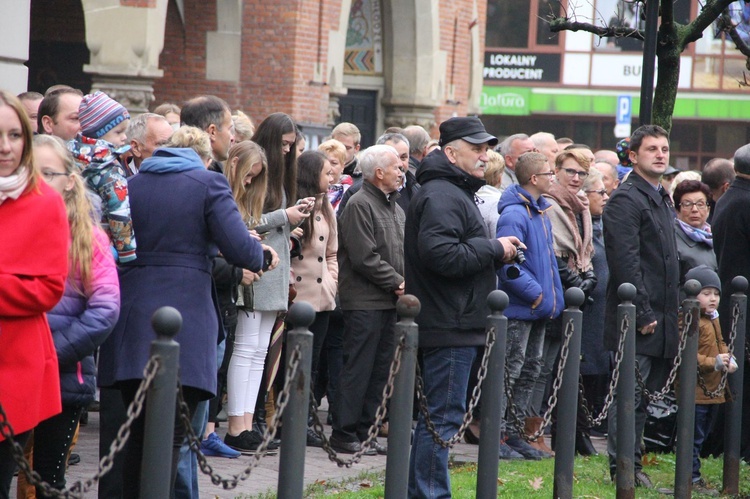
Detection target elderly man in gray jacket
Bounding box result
[330,144,405,455]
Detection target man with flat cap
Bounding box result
[406,116,523,497]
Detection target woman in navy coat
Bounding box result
[97,146,273,497]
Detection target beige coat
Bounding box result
[291,212,338,312]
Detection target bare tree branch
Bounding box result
[682,0,736,46]
[549,17,645,40]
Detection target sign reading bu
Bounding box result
[483,52,561,83]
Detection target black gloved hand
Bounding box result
[557,256,583,289]
[578,270,598,297]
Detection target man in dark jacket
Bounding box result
[602,124,679,488]
[497,152,564,459]
[712,143,750,460]
[405,116,521,497]
[331,144,405,455]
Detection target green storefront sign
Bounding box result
[481,86,750,120]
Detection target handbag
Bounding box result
[236,283,254,310]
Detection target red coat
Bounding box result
[0,181,68,440]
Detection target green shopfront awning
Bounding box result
[480,86,750,121]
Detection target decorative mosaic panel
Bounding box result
[345,0,383,75]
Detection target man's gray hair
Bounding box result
[594,161,618,181]
[126,113,168,143]
[376,132,410,149]
[359,144,399,180]
[497,133,530,156]
[530,131,555,149]
[402,125,430,155]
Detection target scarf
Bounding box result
[543,182,594,272]
[677,218,713,248]
[0,166,30,206]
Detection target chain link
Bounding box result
[310,334,405,466]
[635,307,694,403]
[697,302,740,399]
[0,356,161,498]
[179,344,301,489]
[412,327,495,448]
[579,314,629,427]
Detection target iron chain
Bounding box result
[413,327,495,448]
[311,334,405,466]
[180,344,301,489]
[0,356,161,498]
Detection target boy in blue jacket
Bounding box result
[497,151,564,459]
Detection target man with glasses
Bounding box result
[602,125,679,488]
[496,152,564,460]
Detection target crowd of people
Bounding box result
[0,85,747,499]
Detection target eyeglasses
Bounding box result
[534,171,556,177]
[41,171,69,181]
[561,168,589,179]
[679,200,708,210]
[585,188,607,196]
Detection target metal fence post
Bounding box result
[553,287,585,499]
[140,306,182,499]
[674,280,701,497]
[475,290,508,499]
[615,283,637,499]
[277,301,315,499]
[724,276,748,495]
[384,295,420,498]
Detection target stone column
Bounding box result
[81,0,169,114]
[0,1,31,93]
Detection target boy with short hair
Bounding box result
[684,265,737,496]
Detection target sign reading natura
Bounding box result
[483,52,561,83]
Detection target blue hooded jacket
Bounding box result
[496,184,564,321]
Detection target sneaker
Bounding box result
[201,432,241,458]
[306,427,323,447]
[224,430,278,455]
[692,478,719,496]
[498,441,523,460]
[504,434,547,460]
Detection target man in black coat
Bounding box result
[711,143,750,461]
[602,125,679,488]
[405,116,521,497]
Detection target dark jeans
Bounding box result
[502,319,547,434]
[315,307,344,415]
[99,386,127,499]
[332,309,396,442]
[33,404,84,494]
[0,431,30,499]
[408,346,478,499]
[607,354,671,474]
[309,311,332,396]
[119,380,201,499]
[693,404,715,482]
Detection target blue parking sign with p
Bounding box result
[617,96,631,125]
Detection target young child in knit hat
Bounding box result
[67,91,136,262]
[684,264,736,495]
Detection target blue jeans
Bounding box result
[408,346,478,499]
[693,404,715,482]
[502,319,547,433]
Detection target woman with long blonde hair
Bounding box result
[0,91,69,497]
[29,134,120,494]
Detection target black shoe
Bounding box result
[224,430,278,455]
[326,412,333,426]
[504,434,546,460]
[367,440,387,455]
[79,409,88,426]
[329,435,361,454]
[67,453,80,466]
[87,400,100,412]
[306,427,323,447]
[692,478,719,496]
[634,470,654,489]
[575,431,598,456]
[498,441,524,460]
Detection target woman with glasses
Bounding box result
[673,180,718,282]
[534,147,598,455]
[0,91,69,498]
[27,135,120,495]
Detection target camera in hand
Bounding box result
[505,246,526,280]
[262,249,273,272]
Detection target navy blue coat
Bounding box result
[496,184,564,321]
[97,148,264,399]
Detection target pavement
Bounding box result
[12,403,608,498]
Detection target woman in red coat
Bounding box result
[0,90,69,497]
